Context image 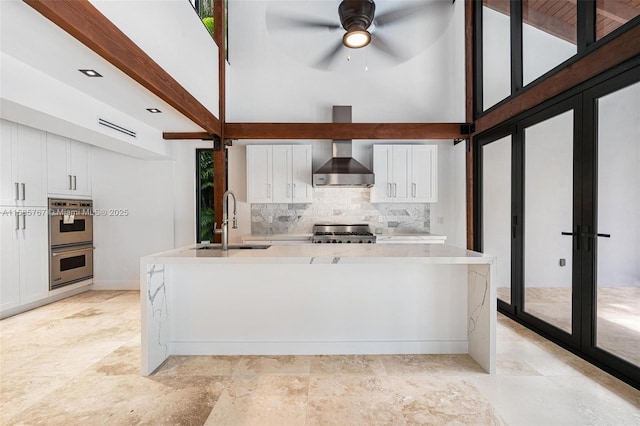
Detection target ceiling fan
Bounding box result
[267,0,456,69]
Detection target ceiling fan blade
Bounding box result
[370,33,407,61]
[374,0,453,27]
[314,40,345,70]
[269,14,342,31]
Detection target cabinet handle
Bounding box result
[293,183,296,198]
[15,212,20,230]
[393,183,397,197]
[21,183,25,200]
[387,183,392,197]
[15,183,19,201]
[287,183,291,198]
[412,183,416,197]
[22,213,26,230]
[73,175,77,190]
[69,175,73,190]
[267,184,271,198]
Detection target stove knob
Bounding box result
[346,240,351,243]
[358,240,363,243]
[332,240,337,244]
[337,240,343,243]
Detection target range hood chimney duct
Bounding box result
[312,106,375,187]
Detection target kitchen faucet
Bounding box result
[215,190,237,250]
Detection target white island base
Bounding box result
[141,244,496,376]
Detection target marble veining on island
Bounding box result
[140,244,496,376]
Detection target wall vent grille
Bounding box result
[98,118,136,138]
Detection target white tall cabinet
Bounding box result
[372,144,438,203]
[247,145,312,204]
[0,120,49,313]
[47,133,92,197]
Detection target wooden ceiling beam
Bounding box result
[223,122,466,140]
[24,0,221,136]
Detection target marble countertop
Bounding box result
[142,243,494,265]
[376,233,447,241]
[241,234,312,241]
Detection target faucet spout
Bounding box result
[221,190,237,250]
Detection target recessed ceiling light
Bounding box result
[79,69,102,77]
[146,108,162,113]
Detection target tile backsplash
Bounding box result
[251,188,430,235]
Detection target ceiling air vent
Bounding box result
[98,118,136,138]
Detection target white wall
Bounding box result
[91,0,219,116]
[92,148,175,289]
[227,0,465,123]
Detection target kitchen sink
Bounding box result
[194,244,271,250]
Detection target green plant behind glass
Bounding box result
[199,150,214,242]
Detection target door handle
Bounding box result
[561,226,581,250]
[73,175,77,190]
[21,183,25,200]
[21,213,26,230]
[52,247,95,257]
[15,183,19,201]
[69,175,73,190]
[412,183,416,197]
[15,212,20,231]
[387,183,392,197]
[292,183,296,198]
[394,183,397,197]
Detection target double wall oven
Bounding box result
[49,199,94,290]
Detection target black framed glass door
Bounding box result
[476,65,640,388]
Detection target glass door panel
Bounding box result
[482,135,512,304]
[595,81,640,367]
[523,110,574,334]
[482,0,511,110]
[522,0,576,85]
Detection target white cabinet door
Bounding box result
[291,145,312,203]
[272,145,292,203]
[391,145,411,202]
[372,145,393,202]
[69,141,92,197]
[247,145,312,204]
[0,207,48,313]
[15,125,47,207]
[246,145,273,203]
[411,145,438,202]
[0,208,20,311]
[47,133,72,195]
[18,208,48,304]
[47,135,92,197]
[0,122,46,207]
[0,120,17,206]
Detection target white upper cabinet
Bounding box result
[47,133,92,198]
[0,120,47,207]
[247,145,312,204]
[372,144,438,203]
[411,145,438,202]
[246,145,273,203]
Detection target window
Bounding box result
[196,149,214,242]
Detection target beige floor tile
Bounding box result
[379,354,486,376]
[233,355,312,376]
[154,355,241,377]
[204,375,309,426]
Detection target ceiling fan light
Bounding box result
[343,30,371,49]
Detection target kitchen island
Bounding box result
[140,244,496,376]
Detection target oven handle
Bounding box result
[52,247,95,256]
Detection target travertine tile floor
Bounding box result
[1,290,639,425]
[497,286,640,366]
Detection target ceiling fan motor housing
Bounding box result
[338,0,376,32]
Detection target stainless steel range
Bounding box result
[312,224,376,244]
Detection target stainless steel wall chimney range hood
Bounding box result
[312,106,375,187]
